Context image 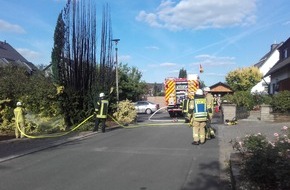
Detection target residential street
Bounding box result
[0,123,223,190]
[1,111,289,190]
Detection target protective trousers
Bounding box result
[192,121,206,143]
[205,119,212,139]
[15,122,25,138]
[94,118,106,133]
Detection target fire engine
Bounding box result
[164,74,200,117]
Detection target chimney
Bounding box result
[271,43,278,51]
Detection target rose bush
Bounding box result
[231,126,290,190]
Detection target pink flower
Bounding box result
[282,126,288,131]
[274,133,279,137]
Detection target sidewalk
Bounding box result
[217,119,290,164]
[216,118,290,189]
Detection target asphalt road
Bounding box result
[0,114,224,190]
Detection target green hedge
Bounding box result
[222,90,290,113]
[271,90,290,113]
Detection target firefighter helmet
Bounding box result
[195,89,203,96]
[99,93,105,98]
[203,87,210,92]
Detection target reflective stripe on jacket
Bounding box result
[96,100,109,119]
[182,99,189,113]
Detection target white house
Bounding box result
[265,37,290,94]
[251,43,283,94]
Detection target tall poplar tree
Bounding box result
[51,0,115,123]
[51,11,66,85]
[178,68,187,78]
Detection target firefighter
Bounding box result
[13,102,26,138]
[181,93,190,122]
[190,89,208,145]
[213,94,219,113]
[56,85,71,130]
[217,94,222,112]
[203,87,215,139]
[93,92,109,133]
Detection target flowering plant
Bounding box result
[231,126,290,190]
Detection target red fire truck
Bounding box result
[164,75,200,117]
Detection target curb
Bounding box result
[229,153,243,190]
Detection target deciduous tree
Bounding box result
[225,66,262,91]
[118,63,147,102]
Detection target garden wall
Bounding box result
[146,96,166,108]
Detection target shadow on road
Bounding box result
[181,160,231,190]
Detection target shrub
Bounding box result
[231,126,290,189]
[222,91,255,110]
[113,99,137,125]
[252,92,273,106]
[271,90,290,113]
[223,91,274,111]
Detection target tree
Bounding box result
[118,63,147,102]
[225,66,262,91]
[153,83,158,96]
[178,68,187,78]
[97,4,114,94]
[51,0,115,124]
[199,80,206,89]
[60,0,98,95]
[51,11,66,85]
[0,66,57,129]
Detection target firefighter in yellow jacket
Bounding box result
[203,87,215,139]
[13,102,26,138]
[93,93,109,133]
[190,89,208,145]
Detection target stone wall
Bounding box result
[236,107,250,120]
[221,103,236,122]
[273,113,290,122]
[260,104,274,121]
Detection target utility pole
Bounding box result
[112,39,120,102]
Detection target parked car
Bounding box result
[134,101,160,114]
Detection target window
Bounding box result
[284,49,288,59]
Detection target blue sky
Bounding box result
[0,0,290,86]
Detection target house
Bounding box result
[209,82,234,97]
[265,37,290,94]
[251,43,283,94]
[0,40,38,73]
